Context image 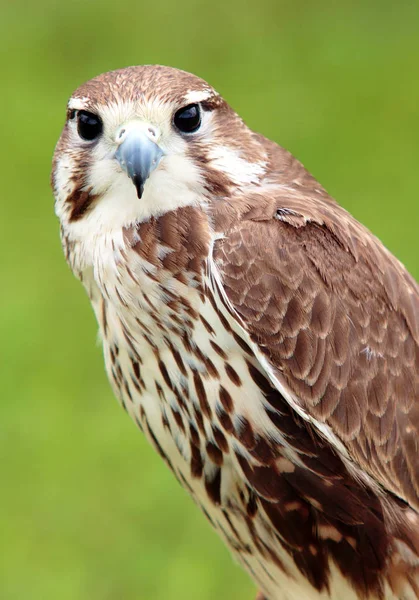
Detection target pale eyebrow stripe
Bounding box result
[183,89,216,104]
[68,97,90,110]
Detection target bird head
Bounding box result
[51,65,268,240]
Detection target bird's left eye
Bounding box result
[77,110,103,141]
[173,104,201,133]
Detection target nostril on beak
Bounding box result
[116,123,160,146]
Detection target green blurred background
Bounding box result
[1,1,418,599]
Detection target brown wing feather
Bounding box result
[210,154,419,509]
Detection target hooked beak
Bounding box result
[115,124,164,198]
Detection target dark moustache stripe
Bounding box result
[67,187,98,221]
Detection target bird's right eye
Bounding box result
[77,110,103,141]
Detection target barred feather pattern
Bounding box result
[62,206,419,600]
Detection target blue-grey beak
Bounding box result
[115,127,164,199]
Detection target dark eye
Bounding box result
[173,103,201,133]
[77,110,103,141]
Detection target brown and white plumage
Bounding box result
[51,65,419,600]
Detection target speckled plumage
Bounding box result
[52,65,419,600]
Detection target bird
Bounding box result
[51,65,419,600]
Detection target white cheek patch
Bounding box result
[53,154,77,196]
[208,145,267,186]
[146,154,205,212]
[54,154,79,222]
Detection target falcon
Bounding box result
[51,65,419,600]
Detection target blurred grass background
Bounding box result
[1,1,418,599]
